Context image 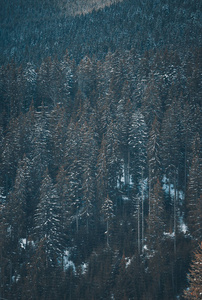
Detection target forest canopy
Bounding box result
[0,0,201,299]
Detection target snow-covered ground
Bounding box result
[162,175,184,202]
[63,250,76,273]
[63,250,88,275]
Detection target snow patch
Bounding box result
[19,238,27,249]
[12,274,20,283]
[162,175,184,202]
[164,231,175,238]
[63,250,76,274]
[118,164,133,187]
[81,262,88,274]
[19,238,35,249]
[122,195,129,201]
[125,257,132,268]
[143,244,148,251]
[179,216,188,234]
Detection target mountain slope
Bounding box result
[0,1,201,299]
[0,0,201,64]
[60,0,123,15]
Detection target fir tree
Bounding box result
[186,134,202,242]
[183,243,202,300]
[34,170,64,266]
[101,195,114,247]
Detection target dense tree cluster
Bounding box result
[0,0,201,299]
[0,0,201,65]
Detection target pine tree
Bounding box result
[105,119,121,195]
[116,98,132,187]
[186,134,202,242]
[132,193,141,254]
[147,116,161,220]
[77,56,96,98]
[55,165,70,251]
[34,170,64,266]
[129,109,148,189]
[129,110,148,249]
[96,136,108,209]
[0,155,30,297]
[161,98,183,189]
[82,163,96,235]
[6,155,30,243]
[142,75,162,127]
[181,101,195,199]
[65,119,84,233]
[23,238,48,300]
[2,61,25,120]
[23,62,37,111]
[49,105,67,176]
[80,122,97,234]
[101,195,114,247]
[37,57,53,106]
[31,103,51,193]
[23,238,64,300]
[161,99,183,254]
[183,243,202,299]
[146,178,165,252]
[1,116,22,191]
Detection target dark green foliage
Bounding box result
[0,1,201,299]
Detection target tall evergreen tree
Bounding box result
[34,170,64,266]
[183,243,202,300]
[96,136,108,208]
[146,178,165,252]
[101,195,114,247]
[147,116,161,219]
[129,109,148,189]
[106,119,121,195]
[81,123,97,234]
[186,134,202,242]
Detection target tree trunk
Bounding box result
[107,220,109,247]
[141,168,144,253]
[137,197,140,254]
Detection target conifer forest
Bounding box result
[0,0,201,299]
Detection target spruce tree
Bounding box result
[186,134,202,242]
[34,170,64,266]
[101,195,114,247]
[183,243,202,300]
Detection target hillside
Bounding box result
[0,0,201,299]
[60,0,124,15]
[0,0,201,65]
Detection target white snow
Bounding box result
[24,63,37,83]
[81,262,88,274]
[12,274,20,283]
[63,250,76,274]
[143,244,148,251]
[19,238,27,249]
[122,195,129,201]
[179,216,188,234]
[7,225,12,234]
[162,175,175,197]
[162,175,184,201]
[125,257,132,268]
[164,231,175,238]
[120,164,125,184]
